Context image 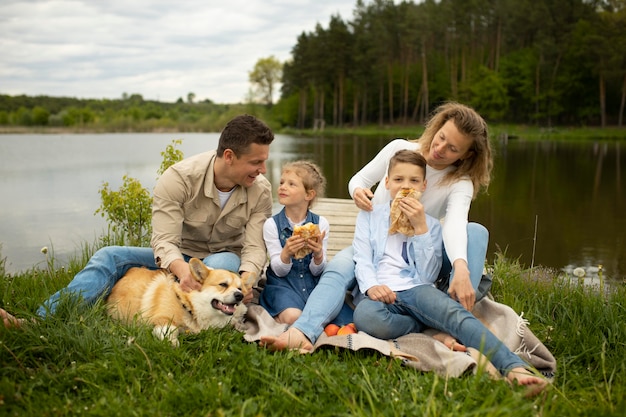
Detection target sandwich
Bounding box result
[389,188,422,236]
[292,222,321,259]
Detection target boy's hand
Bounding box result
[366,285,396,304]
[398,197,428,235]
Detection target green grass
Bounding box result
[1,247,625,416]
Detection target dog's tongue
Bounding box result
[212,300,236,315]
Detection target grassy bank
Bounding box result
[282,124,626,141]
[1,243,625,416]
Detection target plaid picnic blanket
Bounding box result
[240,296,557,379]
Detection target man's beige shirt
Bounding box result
[151,150,272,277]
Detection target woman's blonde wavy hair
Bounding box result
[414,102,493,199]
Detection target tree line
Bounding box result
[275,0,626,128]
[1,0,625,131]
[0,93,272,132]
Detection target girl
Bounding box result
[259,161,352,328]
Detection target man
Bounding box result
[1,114,273,325]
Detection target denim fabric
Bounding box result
[436,223,490,299]
[38,246,241,317]
[259,209,321,316]
[353,284,527,374]
[291,245,356,343]
[291,222,489,344]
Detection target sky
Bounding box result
[0,0,359,104]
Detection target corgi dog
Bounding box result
[107,258,249,346]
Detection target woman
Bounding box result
[262,102,492,350]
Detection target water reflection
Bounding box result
[0,133,623,285]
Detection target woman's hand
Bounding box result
[366,285,396,304]
[353,187,374,211]
[447,260,476,311]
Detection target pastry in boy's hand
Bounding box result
[389,188,422,236]
[292,222,321,259]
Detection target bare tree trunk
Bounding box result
[387,63,394,124]
[421,41,429,123]
[352,88,359,127]
[411,84,423,123]
[535,57,541,125]
[600,72,606,127]
[298,89,307,129]
[362,86,368,125]
[379,82,384,126]
[320,88,325,127]
[338,75,345,128]
[333,84,338,127]
[450,45,458,98]
[402,60,409,124]
[547,53,562,128]
[617,74,626,127]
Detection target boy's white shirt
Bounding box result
[348,138,473,267]
[353,202,443,303]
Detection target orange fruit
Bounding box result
[324,324,340,336]
[336,323,357,335]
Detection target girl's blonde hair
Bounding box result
[414,102,493,199]
[282,161,326,208]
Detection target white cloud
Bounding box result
[0,0,358,103]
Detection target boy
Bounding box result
[352,149,547,393]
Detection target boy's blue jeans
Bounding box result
[290,223,489,344]
[37,246,240,317]
[353,284,526,374]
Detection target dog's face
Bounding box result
[188,258,245,317]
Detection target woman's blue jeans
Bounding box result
[37,246,240,317]
[353,284,526,374]
[290,223,488,344]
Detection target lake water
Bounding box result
[0,133,624,285]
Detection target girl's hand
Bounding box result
[353,188,374,211]
[281,235,306,262]
[366,285,396,304]
[307,231,326,263]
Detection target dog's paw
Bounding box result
[153,325,180,347]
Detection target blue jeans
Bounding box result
[38,246,241,317]
[353,285,526,375]
[291,222,489,344]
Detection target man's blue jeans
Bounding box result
[291,223,489,344]
[353,284,526,374]
[37,246,240,317]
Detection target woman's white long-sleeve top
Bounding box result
[347,139,473,267]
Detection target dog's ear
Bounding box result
[189,258,210,284]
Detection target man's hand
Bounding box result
[447,260,475,311]
[366,285,396,304]
[240,271,256,304]
[169,259,201,293]
[353,187,374,211]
